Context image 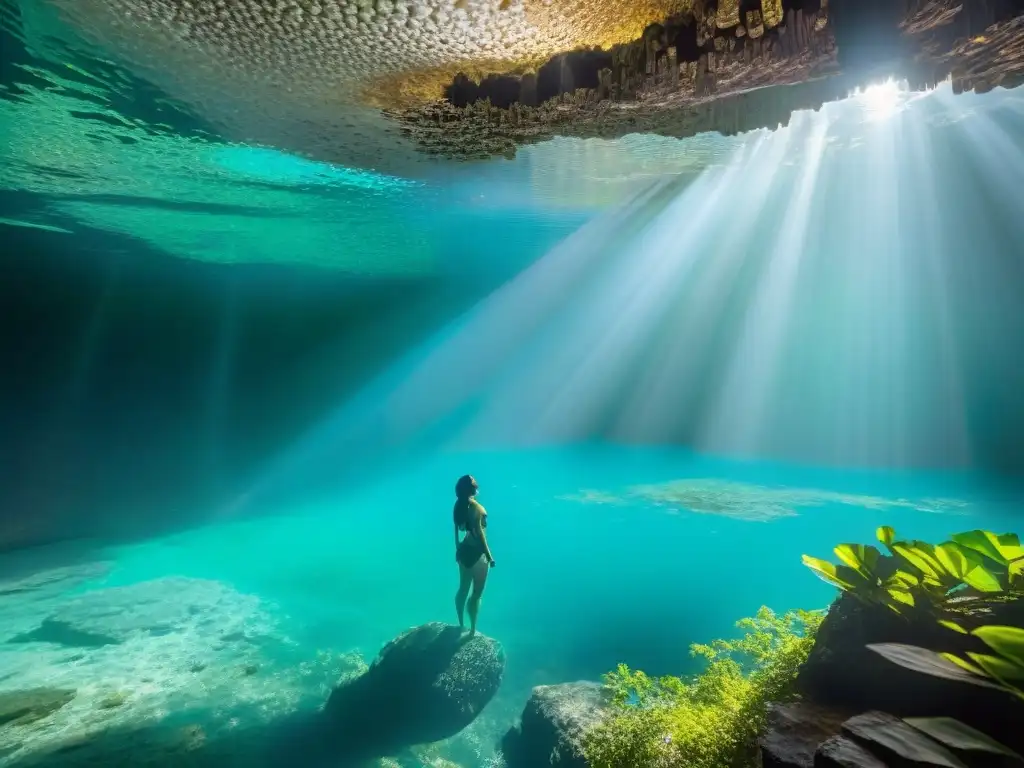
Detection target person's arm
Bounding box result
[471,502,495,565]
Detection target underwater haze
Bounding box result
[3,0,1024,766]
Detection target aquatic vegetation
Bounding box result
[582,607,822,768]
[564,479,972,522]
[840,624,1024,766]
[841,711,1024,767]
[870,623,1024,702]
[802,526,1024,615]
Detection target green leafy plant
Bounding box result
[869,623,1024,701]
[802,527,1024,615]
[849,714,1024,766]
[858,624,1024,766]
[583,608,823,768]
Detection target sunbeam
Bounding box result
[853,79,904,122]
[243,80,1024,509]
[702,111,831,457]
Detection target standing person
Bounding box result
[453,475,495,636]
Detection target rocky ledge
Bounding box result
[388,0,1024,161]
[491,589,1024,768]
[759,590,1024,768]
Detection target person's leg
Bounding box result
[455,564,473,628]
[467,558,490,636]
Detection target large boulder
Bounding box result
[796,592,1024,754]
[500,681,611,768]
[318,622,505,761]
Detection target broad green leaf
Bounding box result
[893,542,946,580]
[972,626,1024,668]
[966,653,1024,684]
[888,570,920,589]
[887,588,915,608]
[938,620,968,635]
[834,543,881,578]
[867,643,1003,690]
[935,542,972,578]
[996,533,1024,560]
[951,530,1018,565]
[877,526,896,547]
[935,544,1003,592]
[961,565,1004,593]
[1009,558,1024,587]
[904,717,1024,760]
[940,652,989,678]
[802,556,859,591]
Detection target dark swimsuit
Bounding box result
[456,511,487,568]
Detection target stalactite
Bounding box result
[717,0,741,29]
[762,0,784,28]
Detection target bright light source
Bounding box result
[855,79,902,121]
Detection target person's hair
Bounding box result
[453,475,476,531]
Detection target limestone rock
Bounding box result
[320,622,505,760]
[759,701,851,768]
[501,681,611,768]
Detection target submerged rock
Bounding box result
[0,562,110,644]
[840,711,970,767]
[8,577,265,647]
[815,734,887,768]
[758,701,850,768]
[500,681,611,768]
[1,583,496,767]
[0,690,75,728]
[0,576,356,767]
[317,622,505,761]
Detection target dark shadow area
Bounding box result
[566,50,614,90]
[8,619,120,649]
[673,17,701,63]
[0,199,475,553]
[829,0,910,76]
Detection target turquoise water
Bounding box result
[3,0,1024,765]
[3,446,1018,766]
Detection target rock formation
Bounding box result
[759,590,1024,768]
[392,0,1024,161]
[317,622,506,763]
[501,681,612,768]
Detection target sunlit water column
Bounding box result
[251,81,1024,502]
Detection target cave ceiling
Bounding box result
[18,0,1024,173]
